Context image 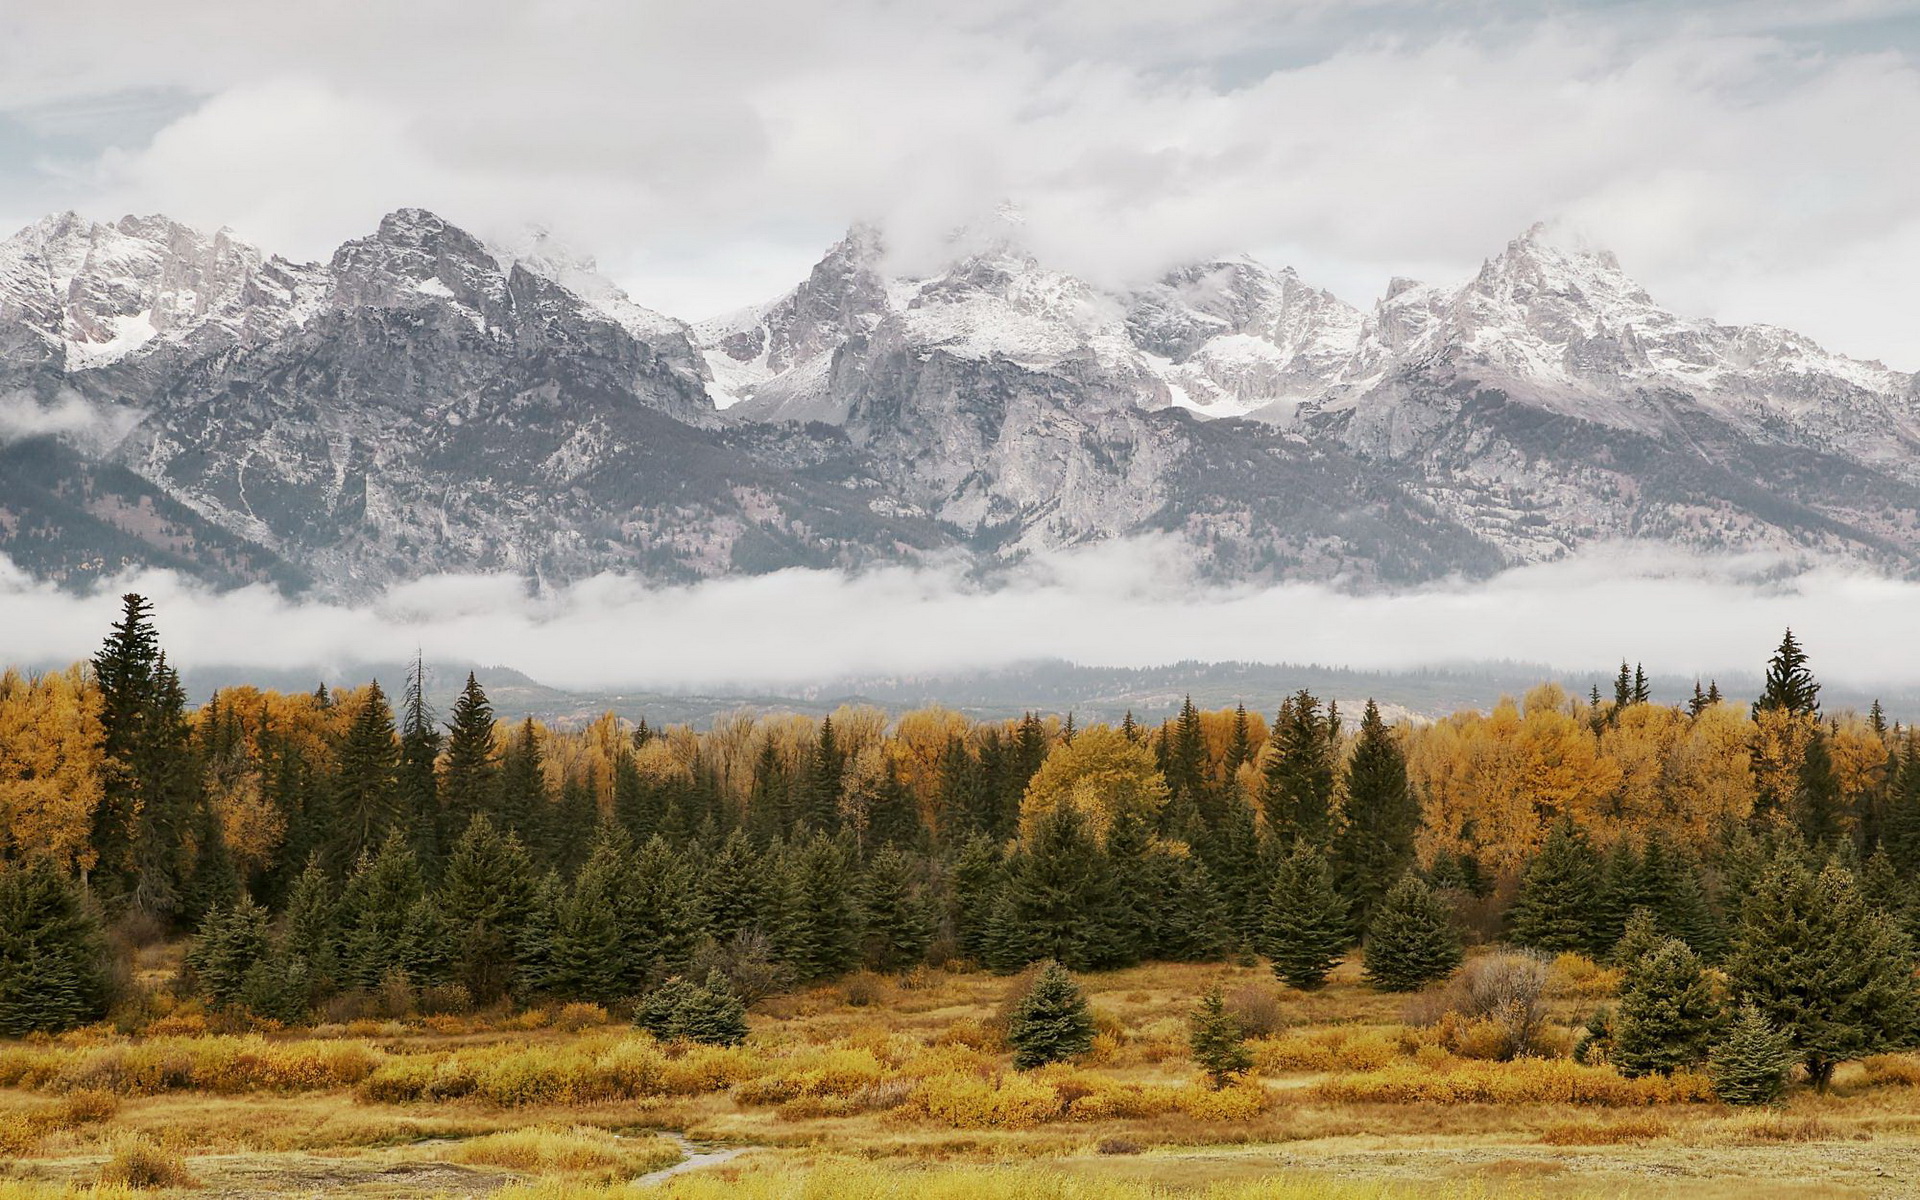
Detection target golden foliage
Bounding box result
[0,666,104,869]
[1019,725,1168,843]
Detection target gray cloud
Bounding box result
[0,3,1916,364]
[0,391,143,450]
[3,539,1917,696]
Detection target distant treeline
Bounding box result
[3,597,1920,1093]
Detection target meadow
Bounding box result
[5,949,1920,1199]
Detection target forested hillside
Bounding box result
[3,596,1919,1105]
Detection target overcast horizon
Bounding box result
[3,2,1920,364]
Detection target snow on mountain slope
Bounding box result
[0,212,327,374]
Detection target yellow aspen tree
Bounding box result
[0,665,104,869]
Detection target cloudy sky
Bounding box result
[2,1,1918,364]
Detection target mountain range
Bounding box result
[2,207,1916,596]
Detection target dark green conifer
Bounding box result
[1727,854,1918,1089]
[948,835,1004,966]
[1259,843,1350,991]
[440,673,499,832]
[186,894,272,1008]
[0,862,111,1035]
[554,822,646,1002]
[332,682,401,873]
[773,833,862,981]
[986,805,1127,973]
[397,655,443,870]
[1754,629,1820,717]
[859,844,934,972]
[1261,690,1337,847]
[1333,700,1419,931]
[337,830,425,989]
[1189,983,1252,1088]
[1362,873,1463,992]
[1507,821,1603,955]
[1007,960,1095,1069]
[1708,1004,1796,1105]
[440,814,537,1002]
[1613,937,1723,1077]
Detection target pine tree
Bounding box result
[986,804,1128,973]
[1612,937,1723,1077]
[1333,700,1419,931]
[514,870,566,998]
[773,833,862,981]
[1261,691,1335,847]
[697,829,773,944]
[679,970,750,1046]
[397,655,443,871]
[793,717,845,834]
[859,844,934,972]
[186,894,272,1008]
[0,861,111,1035]
[948,835,1004,966]
[440,673,498,834]
[1259,843,1351,991]
[281,857,340,1000]
[1225,702,1256,774]
[1507,821,1603,955]
[497,719,550,856]
[1754,629,1821,718]
[1007,960,1095,1069]
[633,835,702,979]
[1795,727,1845,846]
[1188,983,1252,1088]
[337,830,425,989]
[1708,1004,1796,1105]
[635,976,701,1040]
[440,814,537,1002]
[1362,873,1463,992]
[555,821,646,1003]
[332,682,401,873]
[1726,854,1918,1089]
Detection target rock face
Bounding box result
[2,209,1917,595]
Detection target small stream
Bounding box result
[631,1131,752,1186]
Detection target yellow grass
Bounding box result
[450,1124,681,1179]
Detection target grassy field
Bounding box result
[4,953,1920,1199]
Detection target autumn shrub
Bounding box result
[1176,1078,1273,1120]
[555,1003,609,1032]
[1251,1026,1404,1074]
[1537,1114,1669,1144]
[97,1135,198,1190]
[1724,1113,1836,1143]
[840,971,889,1008]
[906,1071,1063,1128]
[1309,1058,1713,1106]
[1547,953,1621,1000]
[731,1047,886,1105]
[417,984,474,1017]
[1862,1053,1920,1087]
[931,1018,1000,1053]
[1407,953,1554,1061]
[1226,984,1286,1038]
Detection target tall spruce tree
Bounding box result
[441,673,499,834]
[1333,700,1418,931]
[1259,843,1351,991]
[332,682,401,874]
[1754,629,1821,717]
[1507,821,1603,955]
[1726,853,1918,1089]
[1795,727,1846,846]
[1261,690,1337,847]
[337,830,426,989]
[440,814,537,1002]
[497,719,550,857]
[697,829,773,944]
[397,655,443,871]
[859,843,934,972]
[774,833,862,981]
[1362,873,1463,992]
[554,821,646,1002]
[948,835,1005,966]
[986,804,1128,973]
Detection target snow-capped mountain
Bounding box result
[3,207,1919,595]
